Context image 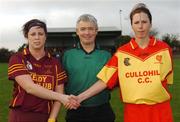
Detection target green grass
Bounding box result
[1,59,180,121]
[170,58,180,120]
[0,63,13,121]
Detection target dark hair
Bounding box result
[22,19,47,38]
[130,3,152,25]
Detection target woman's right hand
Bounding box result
[60,94,80,109]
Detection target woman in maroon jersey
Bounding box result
[8,19,79,122]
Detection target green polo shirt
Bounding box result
[62,44,111,107]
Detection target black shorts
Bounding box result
[66,103,115,122]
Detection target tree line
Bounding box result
[0,33,179,63]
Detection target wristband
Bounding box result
[48,118,56,122]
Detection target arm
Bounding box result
[47,84,79,122]
[15,74,70,105]
[77,80,107,103]
[48,84,64,122]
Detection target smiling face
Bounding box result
[76,21,97,45]
[27,26,46,50]
[131,12,152,40]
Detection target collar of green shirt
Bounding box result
[76,42,100,54]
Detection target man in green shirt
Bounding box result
[63,14,115,122]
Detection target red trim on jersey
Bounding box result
[107,70,118,89]
[106,54,118,67]
[118,48,169,61]
[118,36,172,60]
[129,36,157,50]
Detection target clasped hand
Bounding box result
[61,94,83,110]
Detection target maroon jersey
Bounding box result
[8,48,67,114]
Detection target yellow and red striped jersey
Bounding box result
[97,36,173,105]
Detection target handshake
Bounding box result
[60,94,84,110]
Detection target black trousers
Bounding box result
[66,103,115,122]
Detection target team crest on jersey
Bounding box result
[124,57,131,66]
[26,61,33,70]
[155,55,163,64]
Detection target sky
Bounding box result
[0,0,179,51]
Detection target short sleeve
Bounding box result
[8,54,29,80]
[55,60,67,86]
[97,53,118,89]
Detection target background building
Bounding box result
[46,27,122,55]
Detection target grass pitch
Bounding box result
[0,58,180,121]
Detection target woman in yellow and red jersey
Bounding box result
[75,3,174,122]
